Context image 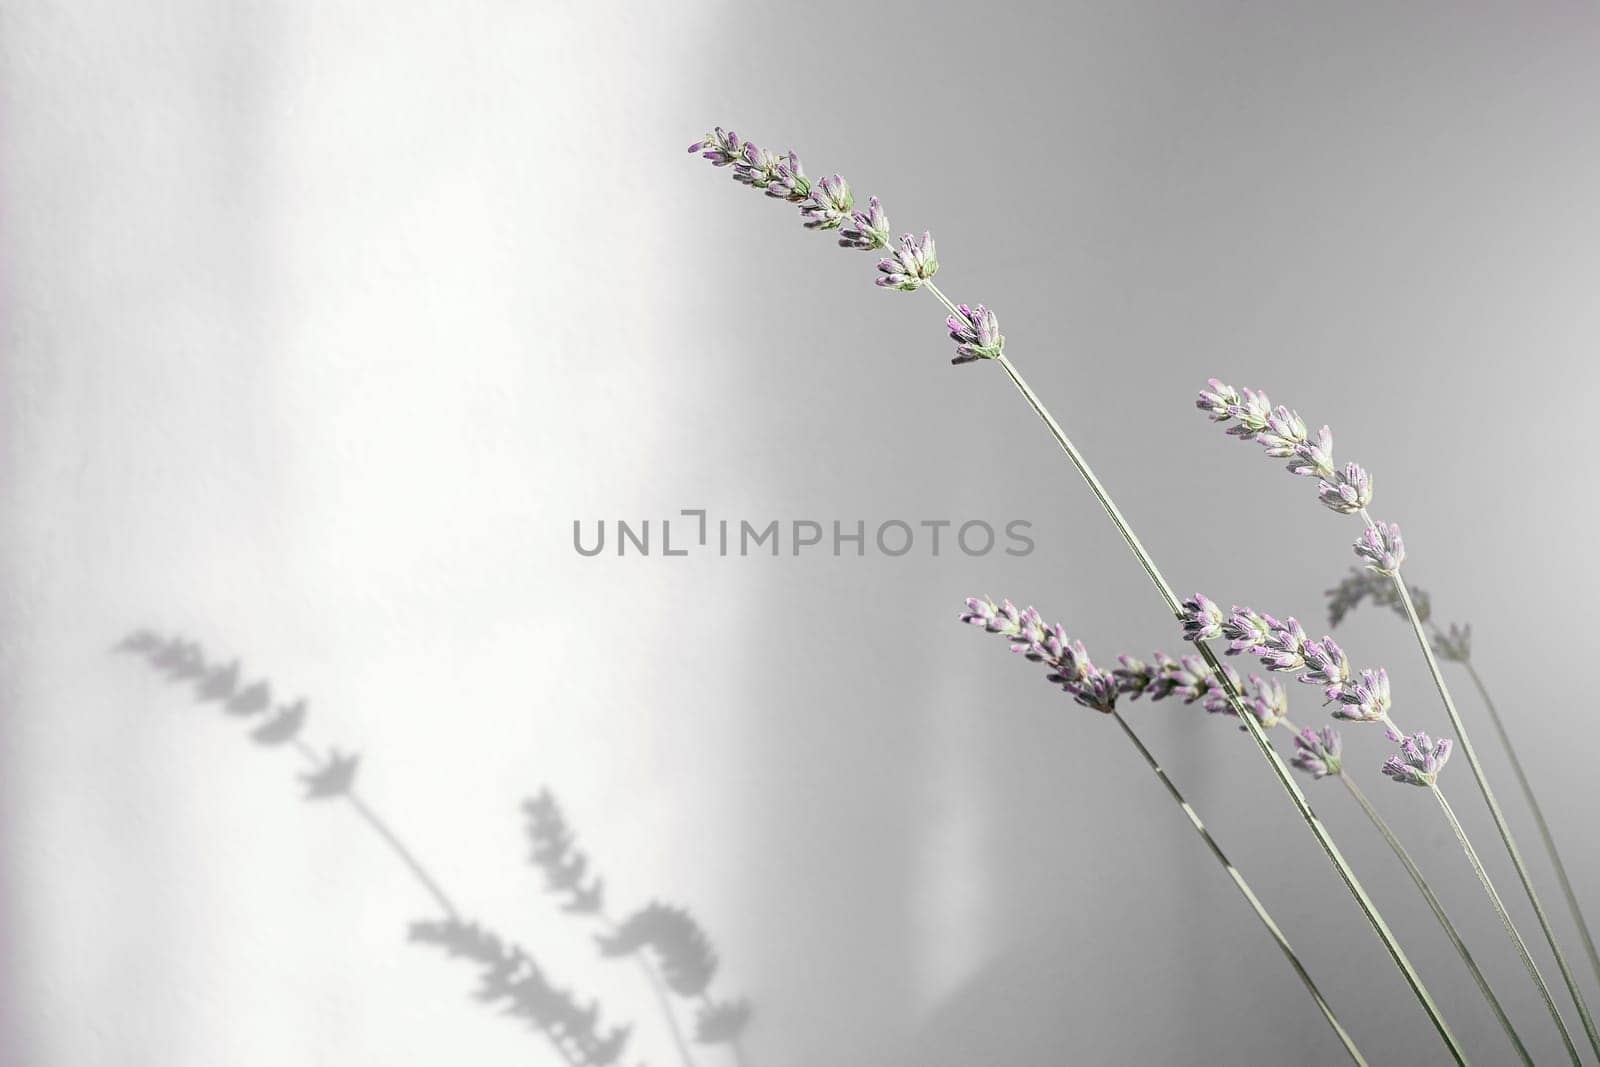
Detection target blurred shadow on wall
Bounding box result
[112,628,757,1067]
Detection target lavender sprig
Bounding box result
[1202,378,1600,1055]
[693,129,1449,1062]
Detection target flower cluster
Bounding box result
[840,196,891,251]
[1291,726,1344,779]
[947,304,1005,364]
[1195,379,1373,515]
[1218,604,1396,732]
[691,124,1004,367]
[876,231,938,290]
[1382,732,1454,787]
[1353,521,1405,575]
[1113,651,1288,729]
[960,597,1119,712]
[800,174,855,231]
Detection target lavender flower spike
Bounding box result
[1292,726,1344,779]
[799,174,854,231]
[958,596,1118,713]
[839,195,892,251]
[1383,732,1453,787]
[689,127,744,167]
[764,150,811,203]
[947,304,1005,365]
[875,231,938,289]
[1318,462,1373,515]
[1180,593,1225,642]
[1355,521,1405,576]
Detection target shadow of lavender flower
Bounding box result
[114,629,648,1067]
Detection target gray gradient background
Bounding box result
[4,2,1599,1064]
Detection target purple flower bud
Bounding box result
[947,304,1005,364]
[1318,463,1373,514]
[689,127,744,167]
[1291,726,1343,779]
[1255,616,1310,673]
[1333,668,1392,724]
[1354,521,1405,576]
[1072,667,1121,713]
[1167,654,1216,704]
[1244,674,1290,728]
[875,231,939,290]
[839,195,892,251]
[763,151,811,203]
[1113,655,1155,698]
[1201,662,1246,715]
[1221,608,1275,655]
[1143,651,1186,700]
[1180,593,1225,642]
[733,142,783,189]
[1258,405,1309,458]
[799,174,855,231]
[1382,732,1453,787]
[1177,591,1222,643]
[1300,637,1352,698]
[1286,426,1335,479]
[1196,378,1241,420]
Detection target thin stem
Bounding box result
[1463,660,1600,993]
[1379,547,1600,1058]
[1431,786,1581,1065]
[924,317,1466,1061]
[1111,711,1367,1065]
[1341,775,1531,1065]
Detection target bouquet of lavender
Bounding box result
[690,126,1599,1065]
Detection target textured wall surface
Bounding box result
[4,2,1599,1064]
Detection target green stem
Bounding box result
[1341,775,1531,1065]
[1377,541,1600,1059]
[1462,660,1600,994]
[1112,711,1366,1064]
[919,281,1465,1062]
[1431,785,1581,1064]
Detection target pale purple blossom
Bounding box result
[689,127,744,167]
[799,174,855,231]
[1291,727,1344,779]
[1334,668,1392,730]
[733,142,783,189]
[959,597,1118,712]
[947,304,1005,364]
[1318,463,1373,515]
[1383,732,1453,787]
[764,151,811,203]
[1180,593,1226,642]
[875,231,938,290]
[839,196,891,251]
[1300,637,1352,700]
[1354,521,1405,575]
